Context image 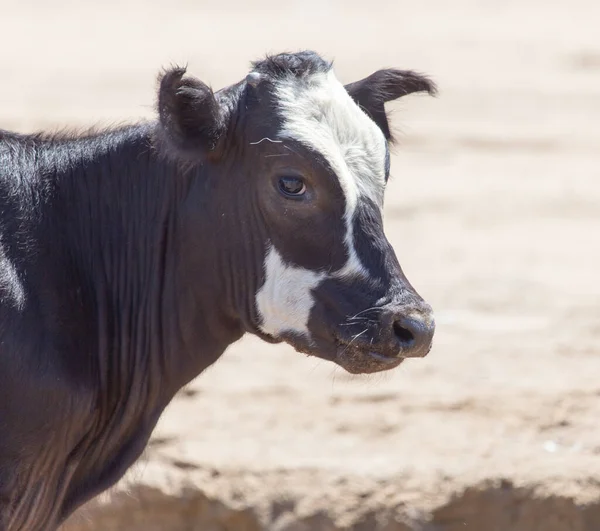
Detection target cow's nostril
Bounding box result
[393,320,416,347]
[390,314,435,358]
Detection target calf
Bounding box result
[0,51,436,530]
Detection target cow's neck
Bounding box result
[53,123,243,404]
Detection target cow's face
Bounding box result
[156,51,436,374]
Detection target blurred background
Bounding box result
[2,0,600,529]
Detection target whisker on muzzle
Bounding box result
[347,306,385,321]
[338,328,369,357]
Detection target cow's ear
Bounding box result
[345,69,437,142]
[156,67,227,161]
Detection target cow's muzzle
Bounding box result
[333,300,435,373]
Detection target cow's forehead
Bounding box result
[272,70,388,213]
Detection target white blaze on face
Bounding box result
[256,68,389,338]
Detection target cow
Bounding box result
[0,50,436,530]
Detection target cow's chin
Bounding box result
[334,347,404,374]
[278,331,404,375]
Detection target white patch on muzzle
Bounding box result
[256,246,325,338]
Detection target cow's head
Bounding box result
[156,51,436,374]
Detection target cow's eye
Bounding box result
[278,176,306,197]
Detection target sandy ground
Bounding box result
[2,0,600,528]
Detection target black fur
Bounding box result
[250,50,332,80]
